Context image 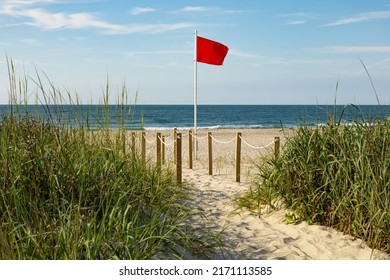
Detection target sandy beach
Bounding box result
[140,128,389,260]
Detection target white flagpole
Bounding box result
[194,30,198,158]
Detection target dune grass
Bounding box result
[0,61,220,259]
[238,105,390,255]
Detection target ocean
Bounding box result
[0,104,389,130]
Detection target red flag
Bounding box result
[196,36,229,66]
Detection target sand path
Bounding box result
[183,168,388,260]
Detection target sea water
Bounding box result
[0,104,389,130]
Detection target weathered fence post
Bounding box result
[274,136,280,160]
[208,132,213,176]
[236,132,242,183]
[141,131,146,167]
[188,130,193,169]
[176,133,182,184]
[156,132,162,169]
[173,128,177,164]
[161,135,165,165]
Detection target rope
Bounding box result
[210,135,236,144]
[164,132,174,138]
[143,134,156,144]
[239,135,274,149]
[157,135,176,146]
[143,130,277,150]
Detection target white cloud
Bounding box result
[180,6,211,13]
[0,1,193,34]
[117,23,193,34]
[315,46,390,53]
[219,9,256,15]
[326,11,390,26]
[2,0,59,5]
[130,7,157,16]
[367,57,390,70]
[280,12,316,25]
[228,49,264,58]
[172,6,253,15]
[287,20,306,25]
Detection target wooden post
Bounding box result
[161,135,165,165]
[176,133,182,184]
[156,132,162,169]
[236,132,242,183]
[141,131,146,167]
[131,131,136,155]
[188,130,193,169]
[208,132,213,176]
[173,128,177,164]
[274,136,280,160]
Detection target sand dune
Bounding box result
[142,128,389,260]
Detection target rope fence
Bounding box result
[134,128,283,184]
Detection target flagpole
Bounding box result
[194,30,198,158]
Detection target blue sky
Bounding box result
[1,0,389,105]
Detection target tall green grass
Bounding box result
[239,106,390,255]
[0,60,219,259]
